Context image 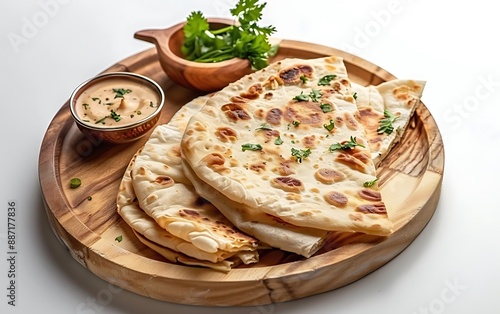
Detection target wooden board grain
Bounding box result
[38,40,444,306]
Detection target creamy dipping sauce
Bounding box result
[75,78,161,128]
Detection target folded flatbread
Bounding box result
[182,159,329,257]
[130,93,330,257]
[116,96,259,271]
[181,56,393,236]
[352,80,426,165]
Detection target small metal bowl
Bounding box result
[134,18,254,92]
[69,72,165,144]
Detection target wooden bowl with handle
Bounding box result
[134,18,254,92]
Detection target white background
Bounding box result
[1,0,500,313]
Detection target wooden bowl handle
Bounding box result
[134,28,170,45]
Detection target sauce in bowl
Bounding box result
[69,72,165,143]
[74,77,161,128]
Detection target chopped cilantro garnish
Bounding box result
[110,110,122,122]
[377,109,398,135]
[256,123,273,130]
[363,178,379,187]
[318,75,337,86]
[323,119,335,131]
[113,88,132,99]
[291,148,311,163]
[320,103,333,113]
[329,136,365,151]
[274,135,283,145]
[69,178,82,189]
[242,143,263,151]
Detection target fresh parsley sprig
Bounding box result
[181,0,277,70]
[377,109,398,135]
[241,143,263,151]
[363,178,379,187]
[318,75,337,86]
[113,88,132,99]
[329,136,365,151]
[293,89,322,102]
[291,148,311,163]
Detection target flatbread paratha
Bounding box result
[181,56,393,236]
[130,97,258,255]
[127,94,328,257]
[352,80,426,165]
[116,96,259,271]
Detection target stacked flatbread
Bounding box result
[116,96,260,272]
[116,55,425,270]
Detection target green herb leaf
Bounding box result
[292,120,301,127]
[377,109,398,135]
[95,116,107,124]
[110,110,122,122]
[115,235,123,243]
[182,0,277,70]
[293,91,309,102]
[363,178,379,187]
[274,135,283,145]
[329,136,365,151]
[309,89,322,102]
[242,143,263,151]
[113,88,132,99]
[69,178,82,189]
[293,90,322,102]
[318,75,337,86]
[256,123,273,130]
[323,119,335,131]
[291,148,311,163]
[353,92,358,100]
[300,75,308,84]
[320,103,333,113]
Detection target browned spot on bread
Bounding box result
[272,160,296,176]
[178,209,258,245]
[230,96,249,104]
[221,103,251,121]
[344,112,359,130]
[257,129,280,143]
[356,203,387,215]
[283,101,323,126]
[249,161,267,173]
[215,127,238,143]
[170,145,181,158]
[201,153,229,173]
[271,176,304,192]
[393,85,411,101]
[335,148,372,173]
[334,115,344,128]
[266,108,283,125]
[279,64,313,85]
[240,83,263,99]
[302,135,317,148]
[349,213,364,222]
[314,168,346,184]
[358,189,382,201]
[154,176,174,187]
[324,191,348,207]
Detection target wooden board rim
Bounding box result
[38,39,444,306]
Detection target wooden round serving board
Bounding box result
[39,40,444,306]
